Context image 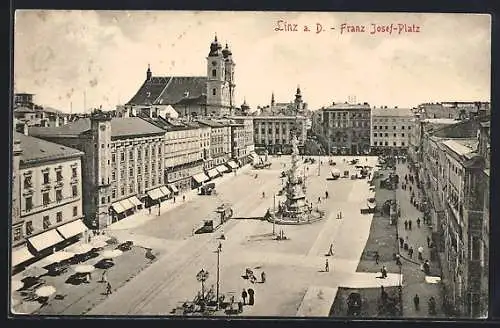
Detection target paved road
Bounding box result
[88,156,398,316]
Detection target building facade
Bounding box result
[12,132,85,271]
[230,116,255,164]
[370,107,413,155]
[253,116,307,155]
[313,102,371,155]
[126,35,236,118]
[197,119,232,168]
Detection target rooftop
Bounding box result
[422,118,458,124]
[322,103,371,110]
[196,119,224,128]
[253,115,307,120]
[442,139,477,156]
[14,132,83,165]
[371,107,413,117]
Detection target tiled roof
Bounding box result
[14,132,83,165]
[372,107,413,117]
[442,139,476,156]
[323,103,371,110]
[29,119,91,137]
[196,119,224,128]
[127,76,207,106]
[110,117,165,138]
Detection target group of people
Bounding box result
[399,236,424,260]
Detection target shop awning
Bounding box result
[56,219,88,239]
[159,186,171,197]
[207,169,219,178]
[119,198,135,211]
[128,196,143,207]
[193,173,210,184]
[111,202,126,214]
[216,165,229,173]
[12,246,35,267]
[227,161,239,169]
[169,184,179,194]
[249,152,258,159]
[28,229,65,252]
[147,188,164,201]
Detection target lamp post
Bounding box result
[215,246,221,310]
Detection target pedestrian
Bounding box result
[106,282,112,295]
[423,260,430,275]
[427,236,431,247]
[418,246,424,261]
[325,191,329,199]
[408,220,412,230]
[404,220,408,230]
[148,206,152,215]
[173,197,176,203]
[374,251,380,264]
[409,185,412,193]
[241,289,248,305]
[325,259,329,272]
[413,294,420,311]
[183,195,186,202]
[399,237,404,248]
[261,271,266,283]
[101,270,107,283]
[403,241,408,251]
[408,247,414,259]
[247,288,255,305]
[328,244,334,256]
[395,254,402,266]
[416,218,421,228]
[318,197,321,203]
[262,191,265,198]
[381,266,387,279]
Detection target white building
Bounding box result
[371,106,413,155]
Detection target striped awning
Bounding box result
[216,165,229,173]
[56,219,88,239]
[128,196,143,207]
[159,186,171,197]
[207,169,219,178]
[168,184,179,194]
[119,198,135,211]
[28,229,65,252]
[227,161,239,169]
[12,246,35,267]
[193,173,210,184]
[147,188,164,201]
[111,202,126,214]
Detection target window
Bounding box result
[158,146,161,155]
[121,152,125,162]
[129,151,133,160]
[129,168,134,177]
[385,126,388,130]
[138,150,142,159]
[121,187,125,196]
[385,133,388,137]
[471,236,481,260]
[73,206,78,217]
[112,189,116,198]
[56,211,62,223]
[26,221,33,235]
[374,141,378,146]
[374,133,377,137]
[402,133,405,137]
[101,144,105,149]
[212,88,216,96]
[408,126,411,130]
[112,171,116,181]
[43,216,51,229]
[393,126,396,130]
[212,69,217,77]
[108,196,111,203]
[393,142,397,146]
[24,176,32,189]
[56,189,63,202]
[402,126,405,130]
[138,166,142,175]
[72,185,78,197]
[43,172,50,184]
[112,154,116,163]
[25,196,33,211]
[101,197,106,205]
[13,227,22,241]
[43,192,50,206]
[129,185,133,193]
[385,141,389,146]
[158,176,162,184]
[72,167,78,178]
[373,126,377,130]
[401,142,405,146]
[394,133,397,137]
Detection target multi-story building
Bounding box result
[253,116,307,155]
[370,106,413,155]
[229,116,255,165]
[29,110,167,228]
[420,117,490,317]
[418,102,490,120]
[125,35,236,118]
[197,119,232,169]
[258,87,308,117]
[11,132,85,271]
[13,93,68,130]
[312,102,371,155]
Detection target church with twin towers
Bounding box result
[124,34,238,118]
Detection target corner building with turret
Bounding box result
[125,35,236,118]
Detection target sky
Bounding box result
[14,11,491,113]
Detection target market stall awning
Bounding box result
[207,169,219,178]
[56,219,88,239]
[227,161,239,169]
[111,201,126,214]
[216,165,229,173]
[128,196,143,207]
[168,184,179,194]
[193,173,210,184]
[159,186,171,197]
[147,188,164,201]
[12,246,35,267]
[119,198,135,211]
[28,229,65,252]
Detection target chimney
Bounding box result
[23,122,29,135]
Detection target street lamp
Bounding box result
[214,245,221,310]
[196,269,209,302]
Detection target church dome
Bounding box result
[209,35,222,56]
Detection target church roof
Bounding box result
[127,76,207,106]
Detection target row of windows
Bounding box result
[24,167,78,188]
[325,112,370,118]
[112,175,163,199]
[373,141,406,146]
[17,206,79,239]
[24,185,79,212]
[373,125,412,130]
[373,117,411,123]
[373,133,406,138]
[328,121,369,128]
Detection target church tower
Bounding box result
[294,85,303,113]
[206,35,234,116]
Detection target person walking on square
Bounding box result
[173,197,176,203]
[374,251,380,264]
[418,246,424,261]
[183,195,186,202]
[413,294,420,311]
[404,220,408,230]
[427,236,431,247]
[325,259,329,272]
[408,246,414,259]
[417,217,421,228]
[105,282,112,295]
[328,243,334,256]
[399,237,404,248]
[318,197,321,204]
[148,206,152,215]
[101,270,107,283]
[241,289,248,305]
[381,266,388,279]
[261,271,266,283]
[408,220,412,230]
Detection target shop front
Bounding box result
[216,165,229,175]
[206,168,220,180]
[225,160,239,171]
[192,172,210,189]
